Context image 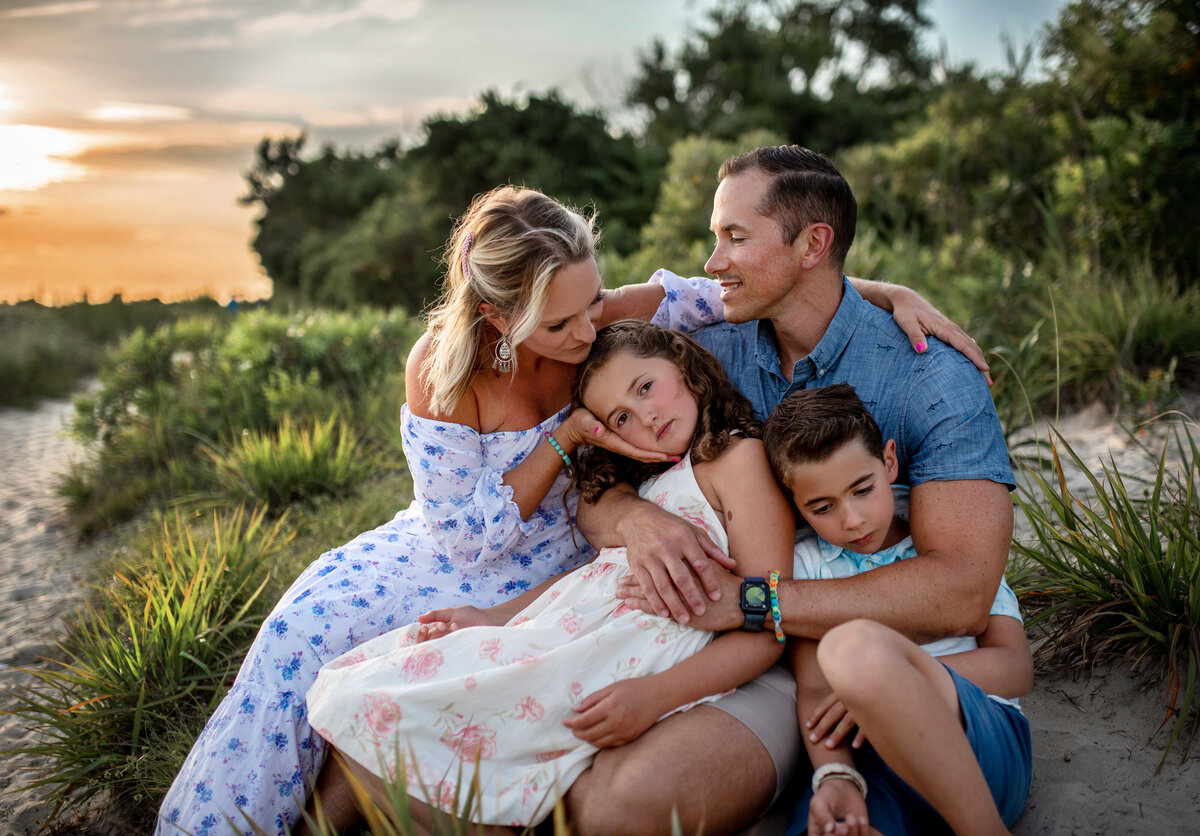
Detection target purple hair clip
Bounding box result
[461,230,473,277]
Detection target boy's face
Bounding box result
[786,438,901,554]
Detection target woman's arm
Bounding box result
[849,276,990,377]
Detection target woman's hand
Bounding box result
[885,284,991,382]
[809,777,870,836]
[808,691,866,750]
[560,407,677,464]
[415,605,495,642]
[853,277,992,383]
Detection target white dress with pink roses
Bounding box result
[306,455,727,826]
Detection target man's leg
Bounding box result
[566,704,776,836]
[818,620,1009,836]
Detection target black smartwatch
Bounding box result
[739,577,770,632]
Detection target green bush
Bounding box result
[0,298,223,408]
[64,307,420,532]
[208,415,376,512]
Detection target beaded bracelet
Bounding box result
[545,432,574,476]
[768,570,784,643]
[812,762,868,799]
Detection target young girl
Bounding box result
[304,320,795,828]
[763,384,1033,836]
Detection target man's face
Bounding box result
[704,170,804,324]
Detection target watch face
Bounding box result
[744,586,767,608]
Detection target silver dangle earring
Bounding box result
[493,334,513,373]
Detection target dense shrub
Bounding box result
[64,307,421,532]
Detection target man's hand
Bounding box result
[807,691,866,750]
[809,777,870,836]
[415,605,494,642]
[616,567,743,632]
[619,500,735,624]
[563,678,662,748]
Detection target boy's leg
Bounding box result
[817,619,1009,836]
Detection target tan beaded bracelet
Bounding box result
[812,762,868,799]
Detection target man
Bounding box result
[565,145,1014,834]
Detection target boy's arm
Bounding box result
[937,615,1033,700]
[792,638,870,834]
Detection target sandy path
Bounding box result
[0,395,104,835]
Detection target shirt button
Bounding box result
[818,369,827,376]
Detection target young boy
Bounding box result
[762,384,1033,836]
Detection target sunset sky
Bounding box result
[0,0,1066,305]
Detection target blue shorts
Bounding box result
[784,665,1032,836]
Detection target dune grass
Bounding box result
[1011,422,1200,767]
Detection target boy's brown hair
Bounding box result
[763,383,885,496]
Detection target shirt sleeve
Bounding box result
[989,576,1023,623]
[401,406,562,566]
[900,350,1015,488]
[648,269,724,332]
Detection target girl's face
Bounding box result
[487,258,603,366]
[581,349,699,457]
[785,438,903,554]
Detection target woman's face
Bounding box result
[512,258,604,365]
[581,349,699,457]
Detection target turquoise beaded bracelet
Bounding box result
[545,432,574,476]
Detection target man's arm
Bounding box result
[632,479,1012,643]
[575,483,733,623]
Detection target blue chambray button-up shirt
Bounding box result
[681,273,1014,489]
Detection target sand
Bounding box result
[1,393,1198,835]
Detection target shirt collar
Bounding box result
[750,276,863,381]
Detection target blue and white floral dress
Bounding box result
[155,272,722,836]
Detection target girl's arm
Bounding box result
[565,438,794,747]
[937,615,1033,700]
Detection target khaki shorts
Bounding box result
[708,662,802,800]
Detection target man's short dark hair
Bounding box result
[719,145,857,270]
[763,383,884,493]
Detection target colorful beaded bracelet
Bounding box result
[769,570,784,643]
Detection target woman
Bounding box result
[156,186,980,835]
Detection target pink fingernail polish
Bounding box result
[593,426,600,436]
[671,456,681,462]
[915,341,926,353]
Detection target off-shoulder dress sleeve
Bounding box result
[400,404,570,568]
[649,269,724,332]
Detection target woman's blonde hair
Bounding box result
[423,186,598,416]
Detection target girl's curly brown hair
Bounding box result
[570,319,760,503]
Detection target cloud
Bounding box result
[240,0,420,39]
[0,1,101,19]
[85,101,194,122]
[160,34,235,50]
[126,1,245,28]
